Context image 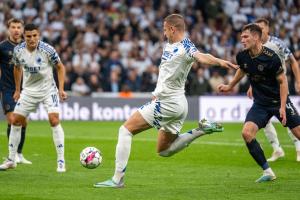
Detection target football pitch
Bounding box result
[0,121,299,200]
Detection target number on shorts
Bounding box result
[51,94,59,107]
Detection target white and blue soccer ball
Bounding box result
[80,147,102,169]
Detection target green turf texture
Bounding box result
[0,121,299,200]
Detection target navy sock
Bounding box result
[6,124,11,139]
[246,139,269,170]
[17,127,26,153]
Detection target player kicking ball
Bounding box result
[94,14,237,188]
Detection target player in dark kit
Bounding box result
[218,23,300,182]
[0,18,31,164]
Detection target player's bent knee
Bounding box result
[242,131,253,142]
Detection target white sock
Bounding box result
[287,128,300,152]
[264,167,275,176]
[112,125,133,184]
[264,122,281,151]
[8,125,22,161]
[159,128,205,157]
[52,124,65,162]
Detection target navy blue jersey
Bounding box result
[0,39,20,91]
[236,46,284,106]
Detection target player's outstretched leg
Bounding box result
[264,122,285,162]
[158,119,223,157]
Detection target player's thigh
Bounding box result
[14,93,39,117]
[123,111,152,135]
[280,99,300,139]
[1,90,16,116]
[138,97,188,134]
[43,92,60,114]
[245,103,271,129]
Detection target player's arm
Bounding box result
[277,72,288,125]
[218,68,245,92]
[13,65,22,101]
[56,62,68,101]
[288,54,300,93]
[193,52,238,70]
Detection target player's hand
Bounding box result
[217,84,231,93]
[279,107,286,126]
[295,82,300,94]
[247,86,253,99]
[59,90,68,101]
[220,60,239,70]
[13,90,20,102]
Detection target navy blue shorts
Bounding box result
[245,98,300,129]
[1,90,16,114]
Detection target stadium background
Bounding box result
[0,1,300,200]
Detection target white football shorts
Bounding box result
[14,91,60,117]
[138,96,188,134]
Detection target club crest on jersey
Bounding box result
[243,63,248,69]
[257,64,265,71]
[36,57,42,64]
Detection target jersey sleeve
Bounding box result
[272,54,284,76]
[235,52,244,71]
[47,45,61,66]
[182,38,199,59]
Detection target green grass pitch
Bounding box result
[0,121,299,200]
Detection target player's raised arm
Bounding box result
[56,62,67,101]
[193,52,238,70]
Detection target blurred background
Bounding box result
[1,0,300,97]
[0,0,300,121]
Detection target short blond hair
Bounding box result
[164,14,185,31]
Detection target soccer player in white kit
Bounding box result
[94,14,238,188]
[247,18,300,162]
[0,23,67,172]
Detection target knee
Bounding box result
[49,116,60,127]
[12,114,25,126]
[242,129,254,143]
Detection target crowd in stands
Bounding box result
[0,0,300,96]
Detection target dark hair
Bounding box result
[242,23,262,38]
[255,18,269,26]
[7,18,24,27]
[24,23,39,32]
[164,14,185,31]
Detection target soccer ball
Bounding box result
[80,147,102,169]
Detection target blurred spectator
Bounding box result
[0,0,299,96]
[71,77,90,96]
[209,70,225,94]
[188,68,212,96]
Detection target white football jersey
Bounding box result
[12,41,60,97]
[152,38,198,98]
[263,35,292,71]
